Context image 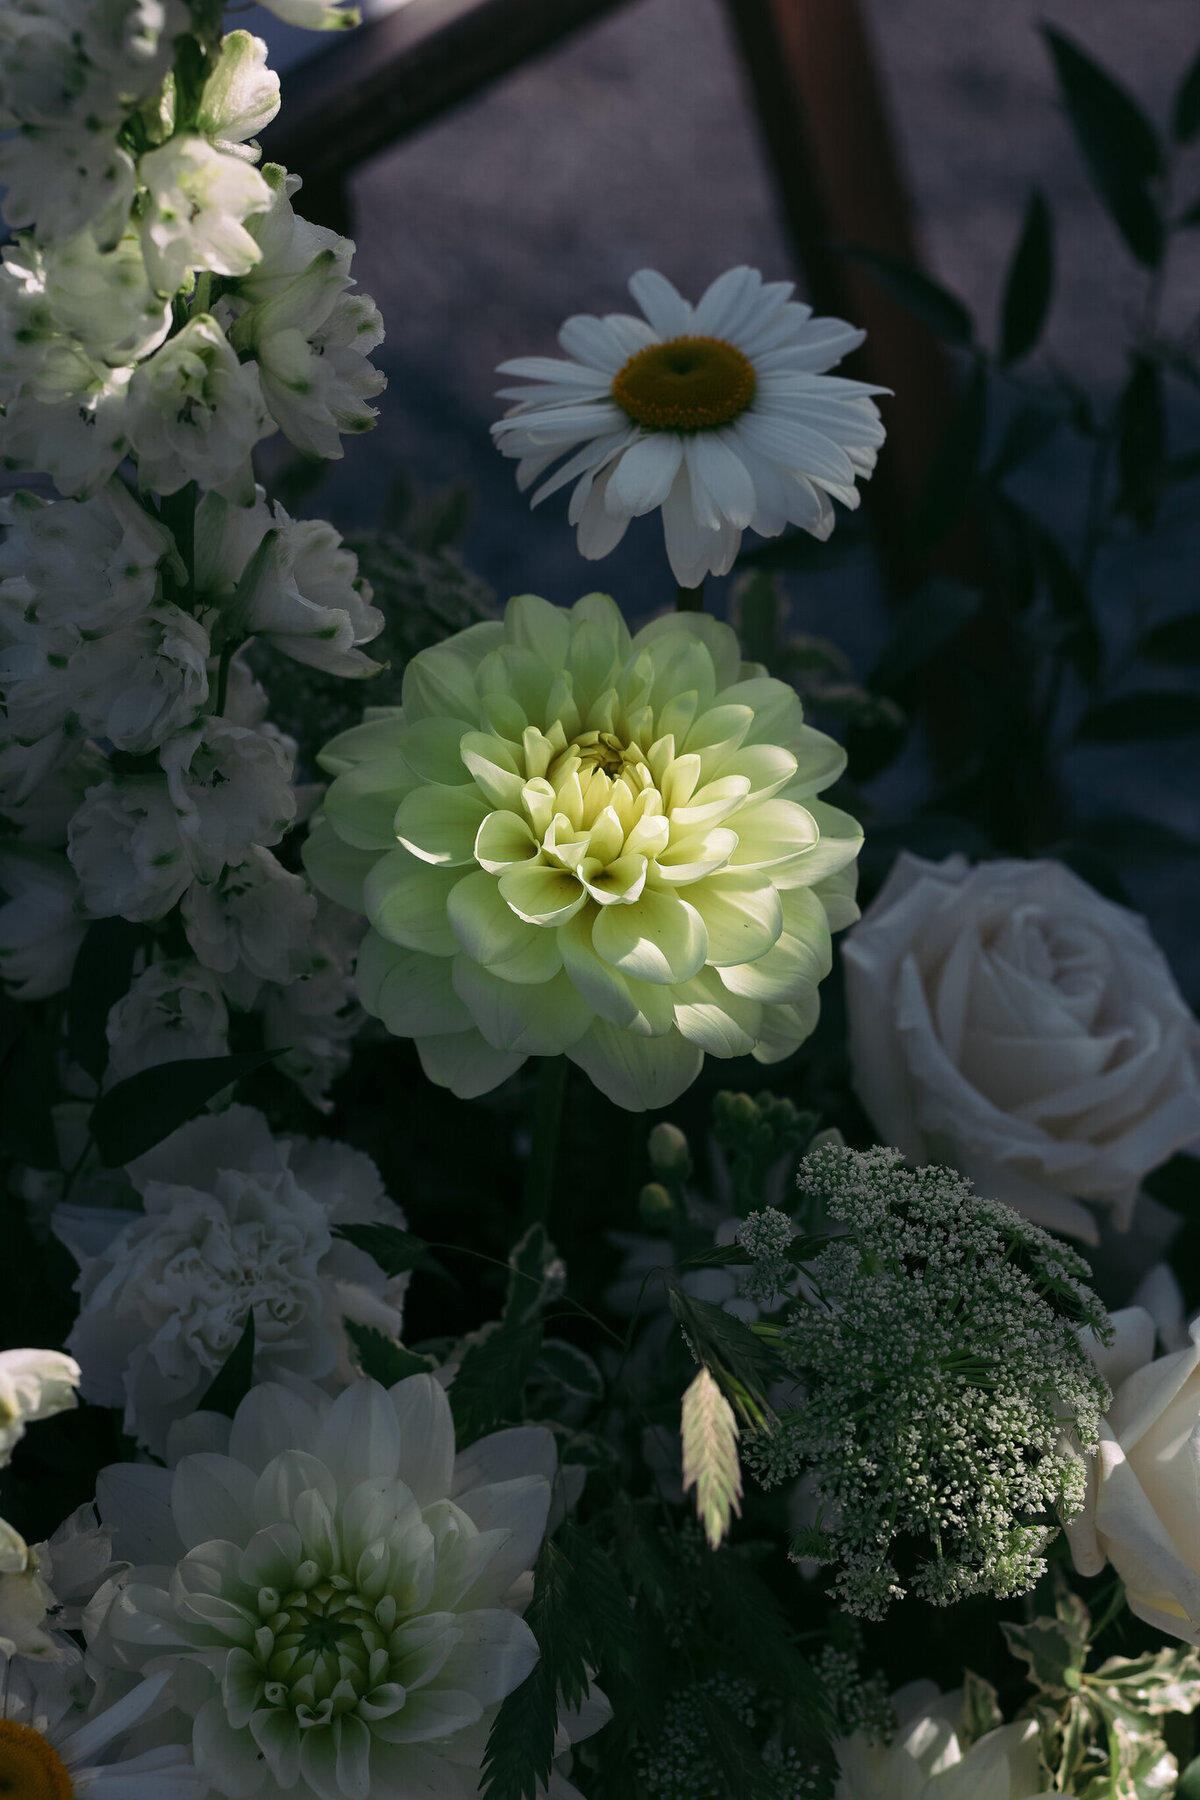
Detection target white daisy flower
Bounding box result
[491,266,888,588]
[0,1659,203,1798]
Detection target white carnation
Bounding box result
[181,844,317,1006]
[127,313,271,496]
[54,1105,409,1455]
[161,716,296,880]
[0,842,85,998]
[104,957,230,1085]
[138,133,271,298]
[67,774,191,921]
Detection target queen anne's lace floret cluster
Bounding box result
[740,1145,1112,1619]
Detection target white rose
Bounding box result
[181,844,317,1006]
[161,716,296,880]
[137,133,270,296]
[843,854,1200,1243]
[0,843,85,999]
[53,1105,408,1455]
[127,313,271,496]
[1064,1308,1200,1645]
[104,957,230,1085]
[67,774,191,921]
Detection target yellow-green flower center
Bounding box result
[611,335,757,431]
[0,1720,73,1800]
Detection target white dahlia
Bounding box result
[304,592,860,1111]
[491,266,887,587]
[89,1375,563,1799]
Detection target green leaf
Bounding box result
[1138,613,1200,665]
[332,1221,433,1278]
[908,361,988,551]
[91,1050,279,1165]
[0,1016,57,1168]
[504,1223,559,1326]
[987,403,1063,480]
[1071,816,1200,862]
[666,1286,777,1424]
[1173,46,1200,142]
[704,1698,782,1800]
[1042,26,1164,266]
[449,1318,543,1447]
[681,1366,743,1550]
[1001,1612,1087,1697]
[960,1670,1004,1745]
[1030,524,1103,687]
[66,918,140,1083]
[999,190,1055,362]
[838,243,974,344]
[198,1309,256,1418]
[869,578,982,695]
[1116,356,1166,529]
[1073,692,1200,744]
[1178,1755,1200,1800]
[343,1320,436,1384]
[683,1242,755,1270]
[530,1339,604,1403]
[1142,1153,1200,1215]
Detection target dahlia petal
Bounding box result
[670,774,752,830]
[315,1379,405,1493]
[768,798,863,887]
[249,1707,301,1787]
[498,860,587,925]
[414,1027,525,1098]
[399,715,475,785]
[457,731,525,809]
[363,851,460,955]
[712,741,798,800]
[591,887,707,985]
[302,820,378,912]
[507,591,573,663]
[453,1474,552,1606]
[684,433,757,529]
[437,1607,540,1705]
[452,959,591,1054]
[454,1424,558,1497]
[315,711,405,778]
[229,1383,323,1473]
[568,1016,704,1110]
[403,638,496,724]
[95,1462,180,1564]
[672,966,762,1056]
[628,267,693,337]
[253,1449,337,1530]
[717,902,832,1002]
[447,869,563,982]
[635,609,744,694]
[238,1521,304,1593]
[581,850,647,906]
[558,905,640,1027]
[299,1725,343,1800]
[605,434,685,518]
[223,1647,265,1730]
[473,809,537,873]
[371,1685,485,1744]
[388,1374,456,1504]
[725,797,820,873]
[684,871,783,965]
[751,990,821,1062]
[324,756,418,850]
[654,825,738,884]
[172,1453,258,1552]
[814,862,860,932]
[194,1692,268,1799]
[556,312,632,372]
[390,782,487,867]
[356,935,471,1036]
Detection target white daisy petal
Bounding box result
[683,434,757,529]
[601,311,659,356]
[735,412,857,485]
[531,430,636,508]
[661,466,721,588]
[495,355,611,385]
[576,465,633,560]
[628,267,693,338]
[693,265,765,338]
[605,434,685,518]
[557,312,632,371]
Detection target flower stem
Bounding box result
[522,1054,568,1231]
[676,582,705,611]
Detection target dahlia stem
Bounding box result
[676,583,705,611]
[522,1054,568,1231]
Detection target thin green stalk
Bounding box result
[676,582,704,611]
[521,1054,567,1230]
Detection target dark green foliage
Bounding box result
[332,1221,436,1278]
[868,579,982,696]
[908,360,987,551]
[66,919,140,1083]
[999,191,1055,362]
[1116,356,1166,528]
[343,1320,436,1383]
[90,1050,280,1165]
[837,244,975,344]
[1042,26,1164,265]
[1072,693,1200,744]
[449,1319,544,1447]
[198,1310,256,1418]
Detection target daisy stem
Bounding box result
[676,583,705,612]
[522,1054,568,1231]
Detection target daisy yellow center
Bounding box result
[611,335,756,431]
[0,1721,73,1800]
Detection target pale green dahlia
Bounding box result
[304,593,861,1110]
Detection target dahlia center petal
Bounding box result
[611,335,757,432]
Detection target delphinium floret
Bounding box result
[740,1144,1112,1619]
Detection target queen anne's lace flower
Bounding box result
[492,266,887,587]
[54,1105,410,1455]
[306,592,860,1110]
[89,1374,559,1798]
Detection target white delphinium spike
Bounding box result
[104,958,231,1085]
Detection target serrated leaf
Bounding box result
[666,1285,776,1421]
[449,1318,543,1447]
[1073,692,1200,744]
[869,578,982,694]
[66,918,140,1083]
[1000,190,1055,362]
[838,243,974,343]
[333,1221,432,1277]
[681,1366,742,1551]
[1138,613,1200,665]
[198,1309,256,1418]
[704,1698,781,1800]
[343,1320,436,1385]
[531,1339,603,1402]
[1042,26,1164,266]
[1002,1614,1087,1696]
[683,1242,755,1269]
[91,1050,278,1165]
[961,1669,1004,1745]
[1173,46,1200,142]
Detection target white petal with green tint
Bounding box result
[569,1017,703,1111]
[324,756,418,849]
[685,871,783,966]
[474,809,539,873]
[415,1029,526,1097]
[452,961,591,1055]
[592,887,707,985]
[672,967,762,1056]
[363,850,460,955]
[447,870,563,983]
[496,860,586,926]
[395,784,489,866]
[357,934,471,1036]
